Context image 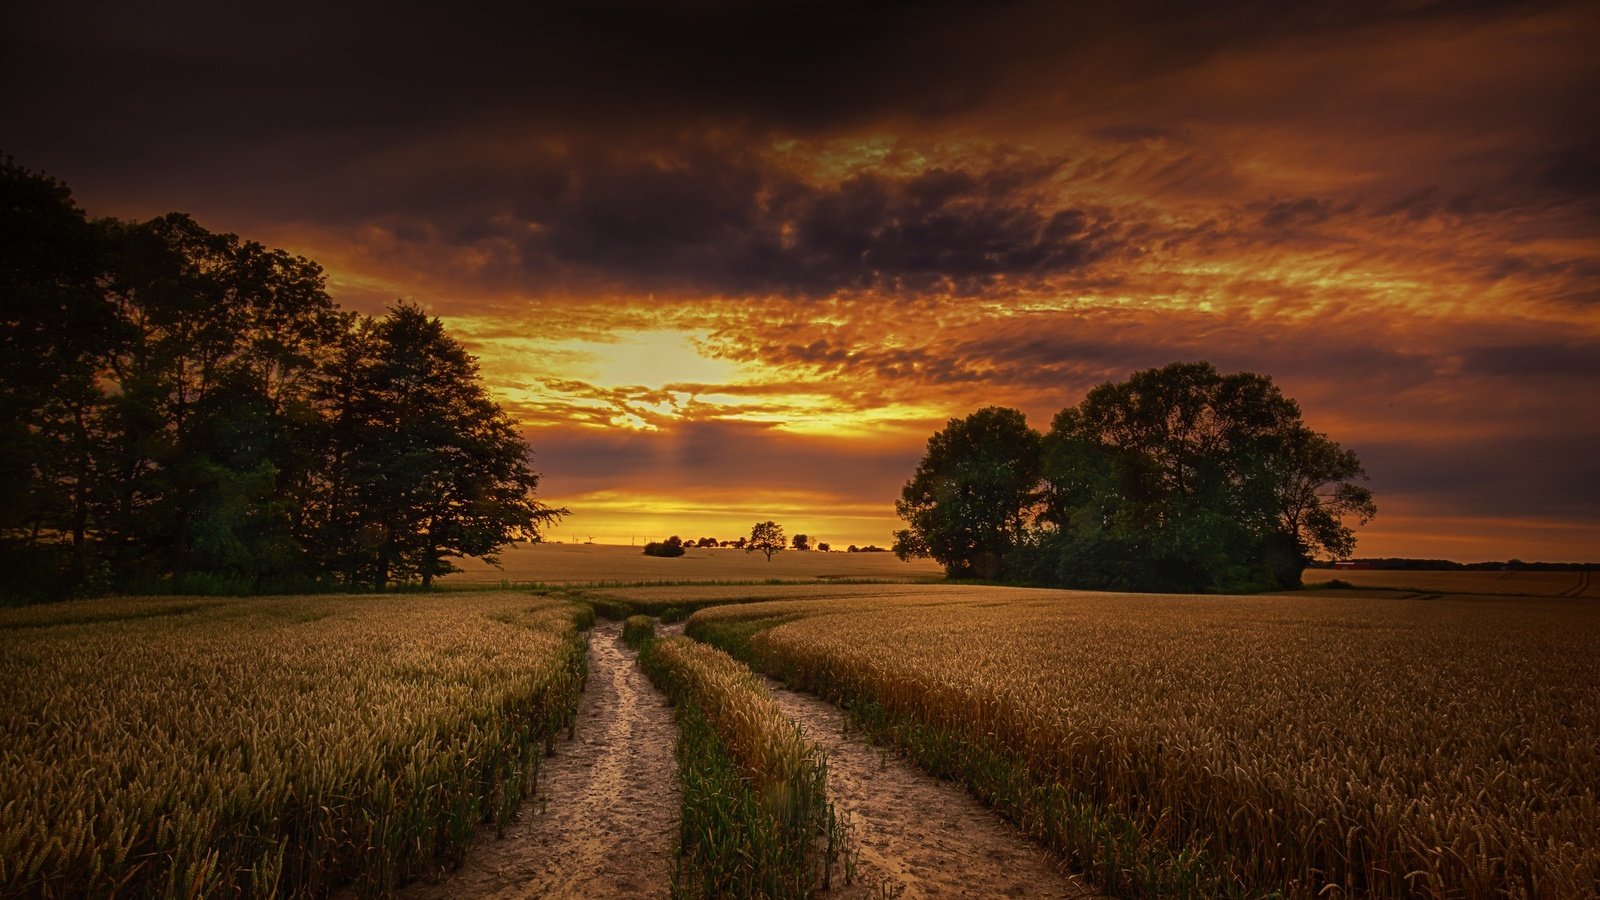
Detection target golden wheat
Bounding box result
[0,592,589,898]
[688,588,1600,898]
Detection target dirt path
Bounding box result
[763,678,1102,899]
[401,621,679,899]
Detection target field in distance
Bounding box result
[1302,566,1597,597]
[659,582,1599,898]
[444,541,944,585]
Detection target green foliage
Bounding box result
[0,160,562,598]
[1039,361,1374,592]
[622,613,656,648]
[897,364,1376,593]
[636,636,843,898]
[893,406,1042,579]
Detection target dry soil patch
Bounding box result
[764,678,1101,899]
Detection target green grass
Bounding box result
[635,635,845,898]
[622,614,656,648]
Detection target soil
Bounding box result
[764,678,1103,899]
[400,621,680,898]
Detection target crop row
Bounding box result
[0,593,591,898]
[687,590,1600,898]
[628,620,845,898]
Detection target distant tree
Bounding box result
[746,521,785,561]
[733,536,747,549]
[696,536,718,548]
[847,544,859,553]
[792,533,810,551]
[817,542,831,552]
[643,536,685,558]
[893,407,1042,579]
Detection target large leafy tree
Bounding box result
[893,406,1042,579]
[2,159,561,598]
[333,304,564,589]
[0,159,122,595]
[1043,361,1374,590]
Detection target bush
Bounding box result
[643,540,686,558]
[622,614,655,648]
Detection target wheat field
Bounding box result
[684,586,1600,898]
[0,593,589,898]
[443,541,943,585]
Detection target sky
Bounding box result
[4,0,1598,559]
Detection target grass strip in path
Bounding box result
[634,631,846,898]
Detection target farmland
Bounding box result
[677,585,1600,898]
[0,593,588,897]
[443,541,943,585]
[5,576,1596,898]
[1303,567,1598,598]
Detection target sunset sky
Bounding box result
[5,1,1597,559]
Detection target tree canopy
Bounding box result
[746,521,785,561]
[895,363,1375,592]
[0,159,561,597]
[892,406,1042,579]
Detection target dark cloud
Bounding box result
[4,0,1597,558]
[526,418,920,503]
[1358,430,1600,522]
[1458,342,1600,378]
[257,142,1121,298]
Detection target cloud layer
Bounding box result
[5,0,1597,558]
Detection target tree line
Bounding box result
[893,362,1376,593]
[1,159,561,599]
[641,523,834,560]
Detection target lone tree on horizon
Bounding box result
[747,520,785,561]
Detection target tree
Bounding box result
[817,542,831,552]
[792,533,810,551]
[643,535,685,558]
[1041,361,1374,591]
[893,407,1042,579]
[746,520,785,561]
[0,159,121,596]
[334,304,564,589]
[0,159,567,599]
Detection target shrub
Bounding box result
[622,614,655,648]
